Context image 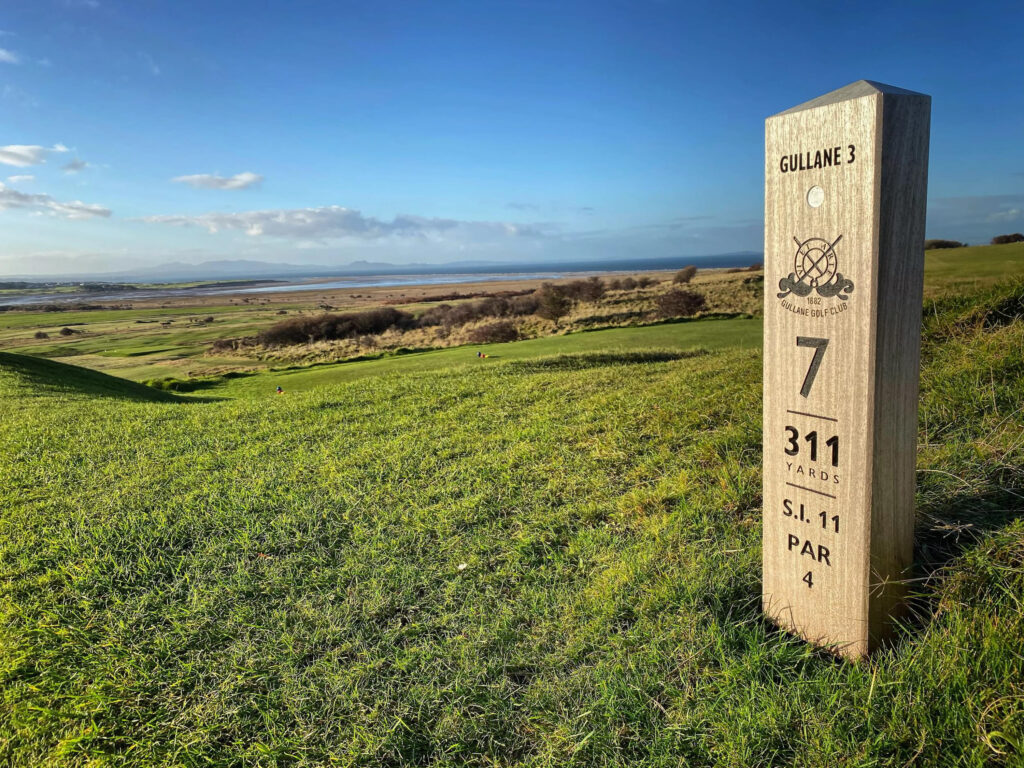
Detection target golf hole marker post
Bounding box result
[762,81,930,659]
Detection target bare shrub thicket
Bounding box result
[607,276,655,291]
[992,233,1024,245]
[257,307,415,346]
[559,277,605,301]
[416,293,540,328]
[655,289,707,319]
[673,265,698,284]
[467,321,520,343]
[535,283,572,321]
[34,331,49,339]
[925,239,965,250]
[387,289,532,305]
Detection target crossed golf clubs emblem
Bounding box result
[778,234,855,300]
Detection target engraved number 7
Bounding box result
[796,337,829,398]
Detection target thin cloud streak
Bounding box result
[0,182,111,219]
[0,143,69,167]
[141,205,546,240]
[172,172,263,190]
[63,158,90,173]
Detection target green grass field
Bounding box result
[1,249,1023,766]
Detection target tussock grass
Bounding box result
[0,281,1022,766]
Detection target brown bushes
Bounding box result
[467,321,520,343]
[535,283,572,321]
[655,289,707,318]
[416,293,540,328]
[673,265,698,284]
[210,337,256,353]
[925,239,965,250]
[559,277,605,301]
[257,307,415,346]
[34,330,49,339]
[992,233,1024,245]
[607,276,655,290]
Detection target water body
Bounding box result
[1,253,761,307]
[0,272,574,306]
[204,272,568,295]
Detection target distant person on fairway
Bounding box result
[276,386,284,395]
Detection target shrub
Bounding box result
[635,276,656,288]
[509,293,540,315]
[417,304,455,328]
[655,289,707,319]
[203,316,215,323]
[475,296,512,317]
[925,239,965,250]
[257,307,415,346]
[34,330,49,339]
[673,266,698,284]
[417,294,541,329]
[535,283,572,321]
[467,320,520,343]
[560,277,605,301]
[209,337,256,353]
[991,233,1024,245]
[59,327,77,336]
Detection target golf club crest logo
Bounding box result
[777,234,854,301]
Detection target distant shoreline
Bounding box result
[0,258,762,308]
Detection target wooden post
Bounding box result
[762,81,930,659]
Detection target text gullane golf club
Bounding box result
[762,81,930,659]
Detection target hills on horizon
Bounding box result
[2,252,763,283]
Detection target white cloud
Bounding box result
[987,208,1021,223]
[0,48,19,64]
[6,174,34,183]
[0,182,110,219]
[0,143,69,167]
[62,158,90,173]
[142,205,545,241]
[172,171,263,190]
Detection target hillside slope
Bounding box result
[0,351,186,403]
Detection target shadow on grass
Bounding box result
[913,484,1024,581]
[0,351,222,403]
[699,483,1024,665]
[143,370,254,393]
[504,349,708,373]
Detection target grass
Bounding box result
[923,242,1024,296]
[1,263,1022,765]
[226,316,761,395]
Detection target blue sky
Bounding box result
[1,0,1022,276]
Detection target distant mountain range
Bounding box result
[1,252,763,283]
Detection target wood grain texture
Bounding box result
[762,81,930,659]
